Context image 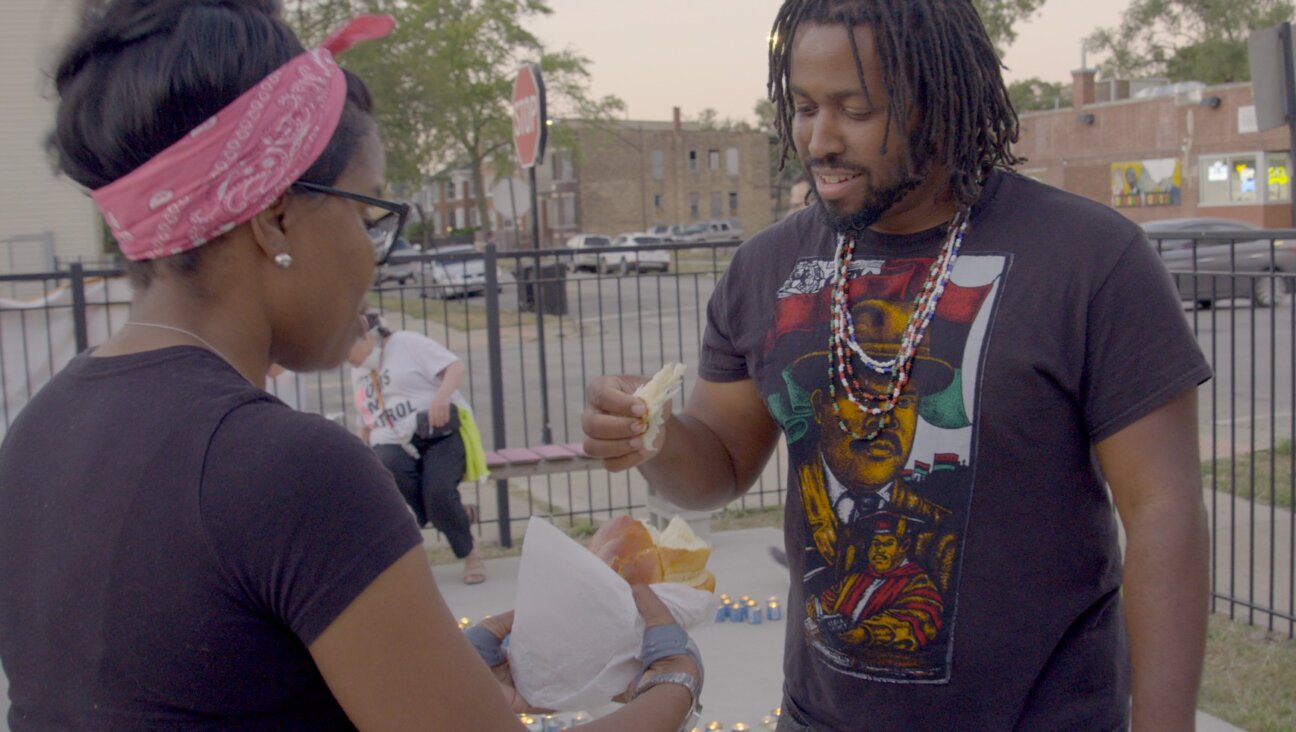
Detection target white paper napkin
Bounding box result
[508,517,719,711]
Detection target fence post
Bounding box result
[483,245,512,547]
[69,262,89,353]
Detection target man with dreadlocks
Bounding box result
[584,0,1210,729]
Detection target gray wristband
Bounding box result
[635,625,704,732]
[464,625,507,667]
[638,623,704,698]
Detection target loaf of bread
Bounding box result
[587,515,663,584]
[587,515,715,592]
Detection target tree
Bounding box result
[691,108,753,132]
[974,0,1048,54]
[1086,0,1295,84]
[754,98,805,215]
[1007,78,1071,111]
[291,0,622,238]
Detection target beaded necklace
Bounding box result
[826,209,969,441]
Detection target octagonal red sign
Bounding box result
[511,64,547,169]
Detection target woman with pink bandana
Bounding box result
[0,2,700,730]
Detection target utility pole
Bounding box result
[1280,22,1296,226]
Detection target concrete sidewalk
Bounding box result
[433,525,1247,731]
[0,526,1249,730]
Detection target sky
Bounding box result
[530,0,1130,124]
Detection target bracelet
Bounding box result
[633,623,704,732]
[633,671,701,732]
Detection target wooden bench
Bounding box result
[477,443,715,538]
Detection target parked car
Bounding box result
[676,219,743,243]
[609,233,670,274]
[421,244,494,300]
[1141,218,1296,308]
[564,234,614,272]
[375,238,418,285]
[647,224,689,241]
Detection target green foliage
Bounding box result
[1007,77,1071,111]
[691,107,753,132]
[1086,0,1296,83]
[1202,446,1294,510]
[972,0,1048,53]
[753,98,804,211]
[288,0,623,234]
[1200,614,1296,732]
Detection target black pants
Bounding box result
[374,434,474,558]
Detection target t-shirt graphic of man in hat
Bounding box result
[770,256,995,682]
[809,510,943,657]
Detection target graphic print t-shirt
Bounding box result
[352,331,472,446]
[700,171,1211,730]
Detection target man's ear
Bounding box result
[247,194,292,260]
[810,388,825,425]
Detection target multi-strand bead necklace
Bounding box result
[827,209,969,441]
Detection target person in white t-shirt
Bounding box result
[348,314,485,584]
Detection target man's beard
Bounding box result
[809,156,926,239]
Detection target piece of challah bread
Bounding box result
[587,515,715,592]
[633,363,685,449]
[588,515,663,584]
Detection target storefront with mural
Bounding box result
[1014,78,1291,228]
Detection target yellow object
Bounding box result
[458,406,490,482]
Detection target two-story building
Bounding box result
[1014,70,1290,227]
[547,109,772,244]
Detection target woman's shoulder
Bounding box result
[209,401,385,492]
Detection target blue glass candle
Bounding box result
[766,598,783,621]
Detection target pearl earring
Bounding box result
[274,253,293,269]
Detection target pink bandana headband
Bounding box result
[91,15,395,261]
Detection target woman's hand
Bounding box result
[428,397,452,428]
[613,585,702,703]
[469,611,553,715]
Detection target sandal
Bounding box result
[463,550,486,585]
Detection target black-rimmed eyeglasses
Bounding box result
[292,181,410,265]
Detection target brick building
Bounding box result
[545,109,774,244]
[408,168,491,236]
[1014,71,1290,227]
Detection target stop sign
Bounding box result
[511,64,547,169]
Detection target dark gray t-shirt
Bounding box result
[0,347,423,730]
[701,171,1211,730]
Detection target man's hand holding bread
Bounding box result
[583,363,685,473]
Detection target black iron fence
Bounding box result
[2,231,1293,636]
[1146,228,1296,637]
